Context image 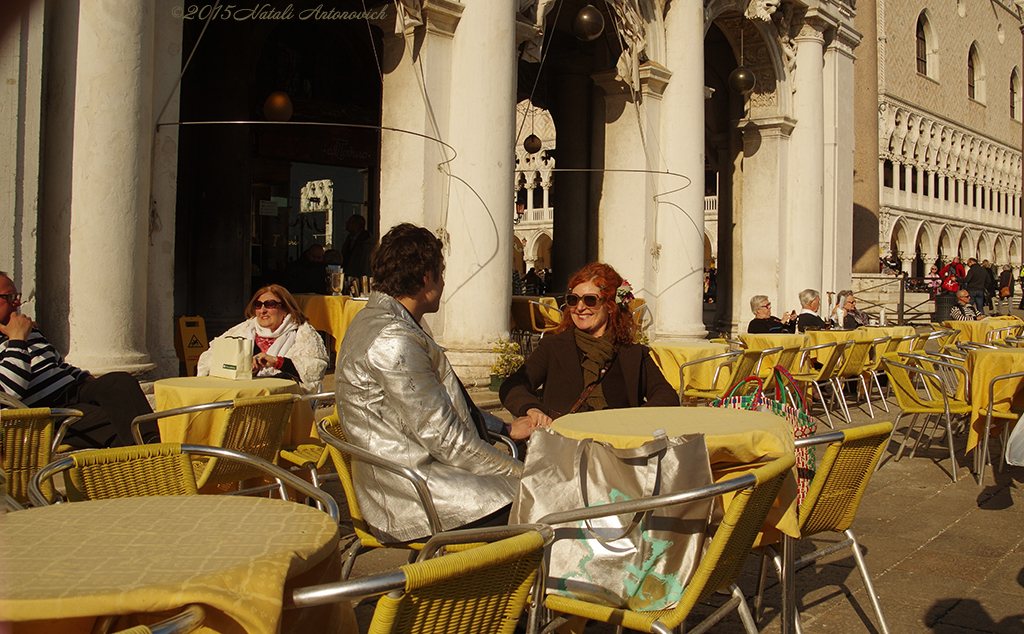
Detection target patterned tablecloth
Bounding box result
[154,376,316,446]
[552,406,799,542]
[0,496,352,634]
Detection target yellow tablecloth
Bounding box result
[552,406,799,542]
[649,342,732,391]
[856,325,916,341]
[0,496,352,634]
[964,348,1024,453]
[738,333,809,375]
[942,316,1023,345]
[154,376,316,446]
[293,294,367,354]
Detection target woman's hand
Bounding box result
[508,408,553,440]
[252,352,278,372]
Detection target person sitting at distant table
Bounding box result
[795,288,828,332]
[950,289,984,321]
[747,295,796,333]
[500,262,677,427]
[198,284,329,393]
[830,290,869,329]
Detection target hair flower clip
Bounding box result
[615,281,634,310]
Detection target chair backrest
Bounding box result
[529,300,561,333]
[66,444,200,501]
[194,394,295,488]
[836,339,874,378]
[1,408,58,504]
[882,353,943,410]
[319,413,376,542]
[725,349,767,394]
[798,422,893,536]
[370,530,546,634]
[671,454,795,616]
[815,339,852,381]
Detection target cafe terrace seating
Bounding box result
[790,340,852,429]
[537,454,795,634]
[755,422,893,634]
[290,526,548,634]
[278,392,340,488]
[1,406,83,505]
[28,443,339,519]
[880,353,969,482]
[131,393,295,492]
[677,348,778,404]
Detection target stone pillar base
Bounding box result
[446,346,500,388]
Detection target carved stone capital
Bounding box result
[422,0,463,38]
[639,61,672,98]
[793,13,827,43]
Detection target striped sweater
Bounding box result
[0,330,87,407]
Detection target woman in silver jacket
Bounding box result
[334,224,524,543]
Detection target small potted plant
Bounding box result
[489,340,524,392]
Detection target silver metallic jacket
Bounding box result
[335,292,523,542]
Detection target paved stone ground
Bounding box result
[319,344,1024,633]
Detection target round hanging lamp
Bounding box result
[728,66,756,95]
[523,134,543,154]
[264,91,294,122]
[573,5,604,41]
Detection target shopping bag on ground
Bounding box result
[208,336,253,380]
[510,427,714,611]
[766,365,817,504]
[1004,413,1024,467]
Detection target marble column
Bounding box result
[656,0,708,340]
[379,0,463,232]
[438,0,517,383]
[65,0,156,374]
[780,15,826,308]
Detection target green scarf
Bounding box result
[574,328,616,411]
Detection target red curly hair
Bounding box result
[554,262,636,347]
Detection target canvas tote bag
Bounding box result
[208,336,253,380]
[510,427,714,611]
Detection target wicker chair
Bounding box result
[290,526,548,634]
[830,338,877,421]
[679,348,778,404]
[278,392,339,488]
[28,443,339,520]
[131,393,294,490]
[109,604,205,634]
[537,454,796,634]
[880,353,969,482]
[790,340,852,428]
[1,407,83,505]
[755,423,893,634]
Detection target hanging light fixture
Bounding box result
[523,104,542,154]
[264,91,293,121]
[573,5,604,41]
[728,27,756,95]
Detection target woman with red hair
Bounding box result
[500,263,677,431]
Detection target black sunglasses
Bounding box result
[565,293,601,308]
[253,299,282,309]
[0,293,22,304]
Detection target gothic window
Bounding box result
[1012,69,1021,121]
[968,43,985,102]
[916,17,927,75]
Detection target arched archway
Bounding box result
[532,233,553,272]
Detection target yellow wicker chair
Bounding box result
[755,422,893,634]
[538,454,796,634]
[790,340,852,428]
[131,393,294,490]
[880,353,969,482]
[289,526,548,634]
[109,604,205,634]
[316,415,441,579]
[679,348,777,404]
[1,407,83,505]
[857,336,892,415]
[28,443,339,519]
[831,339,877,421]
[278,392,340,489]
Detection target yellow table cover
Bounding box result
[649,342,732,392]
[0,496,352,634]
[964,348,1024,453]
[552,406,799,542]
[942,316,1023,345]
[293,294,367,355]
[738,333,809,376]
[154,376,316,446]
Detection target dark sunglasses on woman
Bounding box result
[253,300,282,309]
[564,294,601,308]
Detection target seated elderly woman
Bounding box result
[500,263,677,428]
[747,295,796,333]
[198,284,329,392]
[830,290,869,329]
[795,288,828,332]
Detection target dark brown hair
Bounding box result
[371,223,444,298]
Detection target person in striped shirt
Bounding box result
[0,272,157,447]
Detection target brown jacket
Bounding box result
[499,329,678,418]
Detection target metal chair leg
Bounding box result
[812,381,835,429]
[846,529,891,634]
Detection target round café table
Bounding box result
[154,376,316,446]
[963,348,1024,457]
[0,496,352,634]
[552,406,799,542]
[942,316,1023,345]
[648,342,732,392]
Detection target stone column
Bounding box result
[821,24,859,295]
[779,15,826,308]
[851,0,879,273]
[379,0,463,232]
[656,1,708,340]
[439,0,517,383]
[64,0,156,374]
